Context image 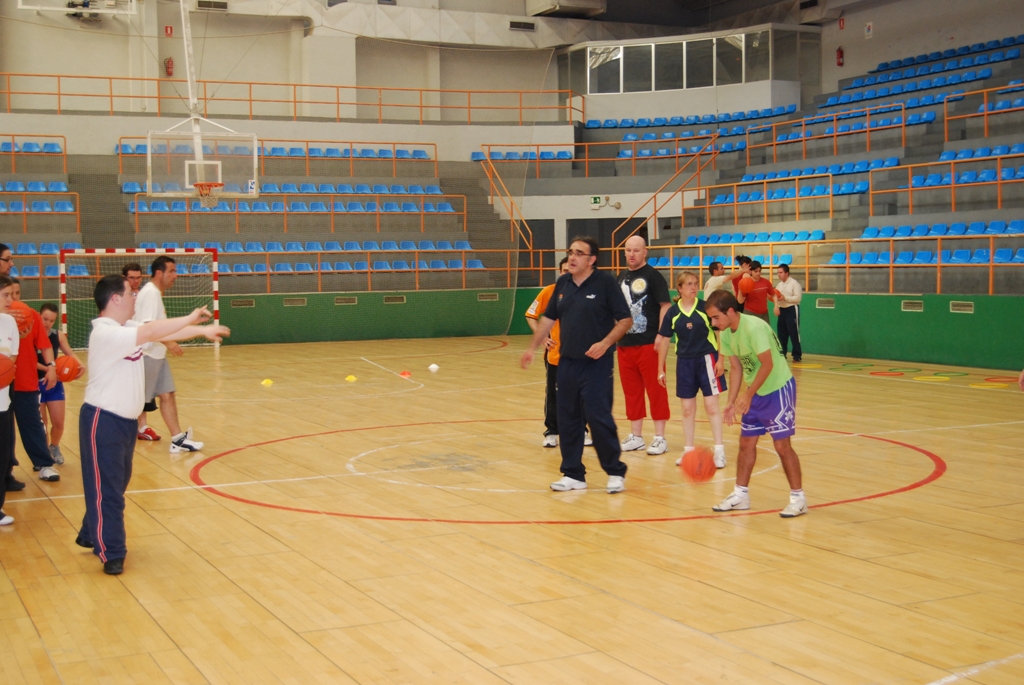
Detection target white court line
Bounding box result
[361,356,424,387]
[925,652,1024,684]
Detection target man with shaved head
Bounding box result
[616,235,672,456]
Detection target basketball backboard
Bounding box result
[146,129,260,201]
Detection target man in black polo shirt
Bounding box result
[521,236,633,494]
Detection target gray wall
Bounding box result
[582,79,801,121]
[820,0,1024,92]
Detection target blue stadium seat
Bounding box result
[294,263,314,272]
[419,240,435,250]
[362,241,380,251]
[273,263,293,273]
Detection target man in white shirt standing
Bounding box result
[0,274,20,526]
[76,274,229,575]
[134,256,204,453]
[773,264,803,362]
[703,260,747,297]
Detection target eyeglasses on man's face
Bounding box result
[566,249,592,258]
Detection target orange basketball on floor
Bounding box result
[0,355,14,387]
[55,356,82,383]
[680,447,717,483]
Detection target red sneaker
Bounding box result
[137,426,161,441]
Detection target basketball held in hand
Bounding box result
[55,356,83,382]
[0,356,14,387]
[680,447,717,483]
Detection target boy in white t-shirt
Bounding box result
[76,274,229,575]
[0,275,21,526]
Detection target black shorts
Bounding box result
[675,352,727,399]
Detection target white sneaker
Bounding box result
[712,491,750,512]
[713,447,727,469]
[584,430,593,446]
[646,436,667,455]
[620,434,645,451]
[170,427,204,453]
[0,512,13,526]
[542,434,558,448]
[606,475,625,494]
[39,466,60,482]
[780,494,808,518]
[550,476,587,491]
[675,447,694,466]
[49,444,65,466]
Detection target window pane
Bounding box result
[589,46,621,94]
[745,30,770,82]
[569,50,587,96]
[773,30,799,81]
[654,42,684,91]
[686,39,713,89]
[623,45,652,92]
[716,35,743,86]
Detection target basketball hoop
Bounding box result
[194,182,224,209]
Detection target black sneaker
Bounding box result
[103,558,124,575]
[5,478,25,492]
[75,533,93,549]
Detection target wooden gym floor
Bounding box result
[2,336,1024,685]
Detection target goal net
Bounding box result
[61,248,218,349]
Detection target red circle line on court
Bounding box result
[189,419,946,525]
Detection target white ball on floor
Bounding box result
[428,364,439,373]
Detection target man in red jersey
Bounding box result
[736,260,779,325]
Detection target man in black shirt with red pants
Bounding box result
[521,236,633,494]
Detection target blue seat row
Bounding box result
[117,144,431,160]
[741,158,897,183]
[0,142,62,154]
[260,183,442,195]
[0,201,74,212]
[616,143,746,158]
[976,98,1024,113]
[219,260,483,274]
[3,181,69,192]
[647,254,793,268]
[830,248,1023,265]
[938,144,1024,161]
[129,200,456,214]
[870,36,1023,74]
[822,75,979,108]
[11,242,81,255]
[860,221,1024,239]
[712,183,869,204]
[123,181,443,195]
[805,110,936,129]
[908,167,1023,187]
[10,262,87,279]
[684,230,826,245]
[146,240,472,253]
[837,67,997,105]
[472,151,573,161]
[851,55,1012,91]
[584,105,798,129]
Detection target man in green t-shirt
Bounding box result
[704,290,807,518]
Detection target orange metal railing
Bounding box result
[39,232,1024,296]
[746,103,907,165]
[481,135,719,178]
[944,83,1024,140]
[119,137,440,178]
[687,173,836,228]
[131,192,467,234]
[608,137,719,268]
[868,153,1024,215]
[479,158,534,248]
[0,134,67,173]
[0,73,584,125]
[0,191,80,233]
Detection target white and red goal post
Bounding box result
[60,248,218,348]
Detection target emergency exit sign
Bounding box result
[590,196,601,209]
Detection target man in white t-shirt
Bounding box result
[134,256,203,453]
[703,260,748,297]
[0,274,20,526]
[77,274,229,575]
